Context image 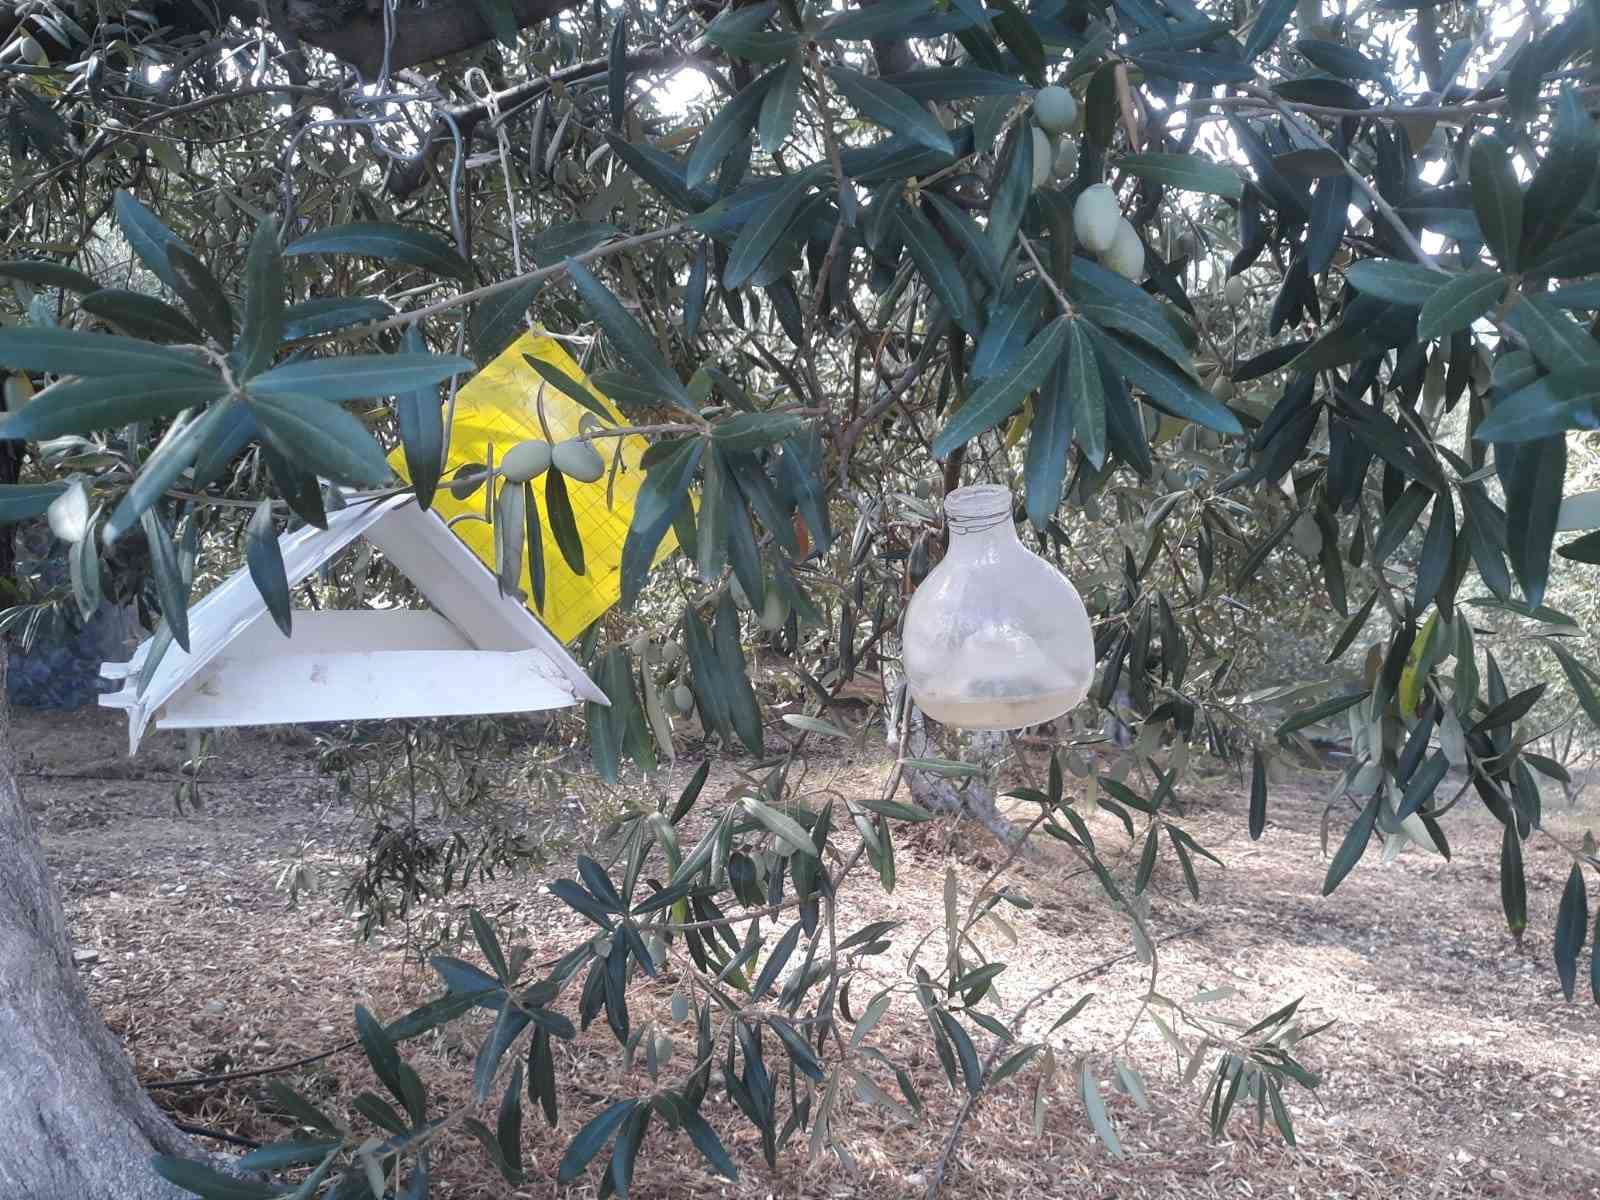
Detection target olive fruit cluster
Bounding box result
[1073,184,1144,281]
[499,437,604,484]
[1029,85,1081,190]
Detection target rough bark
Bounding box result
[885,680,1024,846]
[0,656,193,1199]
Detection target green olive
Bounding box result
[499,439,552,483]
[551,438,604,483]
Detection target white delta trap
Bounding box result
[100,493,607,755]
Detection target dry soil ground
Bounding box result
[18,705,1600,1199]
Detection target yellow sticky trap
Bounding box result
[389,330,676,643]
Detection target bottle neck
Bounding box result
[945,509,1018,560]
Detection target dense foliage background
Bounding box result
[3,0,1600,1195]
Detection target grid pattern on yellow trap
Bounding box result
[388,330,676,644]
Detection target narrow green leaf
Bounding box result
[238,218,284,378]
[246,500,291,637]
[1296,37,1387,83]
[1249,749,1267,840]
[826,66,954,156]
[1244,0,1298,61]
[1322,791,1380,895]
[249,353,474,404]
[1469,135,1524,272]
[931,317,1069,458]
[1080,1061,1123,1155]
[522,353,614,425]
[0,372,227,441]
[114,190,185,291]
[106,400,237,544]
[281,296,394,340]
[495,481,526,596]
[79,289,203,343]
[1416,268,1505,341]
[1344,259,1445,307]
[1500,820,1528,941]
[165,243,234,348]
[237,1140,342,1172]
[1504,434,1566,609]
[285,221,473,281]
[557,1099,636,1183]
[545,467,586,575]
[150,1157,287,1200]
[1116,152,1243,199]
[0,326,212,379]
[528,1026,558,1126]
[686,67,781,191]
[681,1109,737,1179]
[759,54,804,153]
[0,259,101,293]
[1083,325,1242,435]
[620,438,703,608]
[1555,864,1588,1001]
[496,1061,526,1181]
[742,797,818,858]
[987,121,1032,260]
[936,1010,984,1096]
[1024,354,1074,529]
[895,203,979,336]
[397,326,444,511]
[712,411,806,451]
[1134,826,1160,894]
[566,258,692,412]
[921,190,1002,291]
[878,66,1028,102]
[724,171,815,290]
[531,221,619,267]
[469,278,540,366]
[246,391,393,487]
[1545,639,1600,731]
[1523,86,1600,261]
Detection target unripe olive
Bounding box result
[758,588,788,632]
[1073,184,1120,254]
[551,437,604,483]
[1224,275,1247,306]
[1101,217,1145,280]
[1212,377,1235,401]
[1032,85,1078,136]
[659,640,684,667]
[1290,513,1322,557]
[1031,127,1054,190]
[672,684,694,714]
[18,36,46,66]
[499,438,551,483]
[628,632,650,657]
[1052,136,1078,181]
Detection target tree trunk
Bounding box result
[885,679,1024,846]
[0,657,192,1198]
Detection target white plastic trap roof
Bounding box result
[100,492,606,754]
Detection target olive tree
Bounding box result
[2,0,1599,1196]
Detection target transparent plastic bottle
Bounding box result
[902,484,1094,730]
